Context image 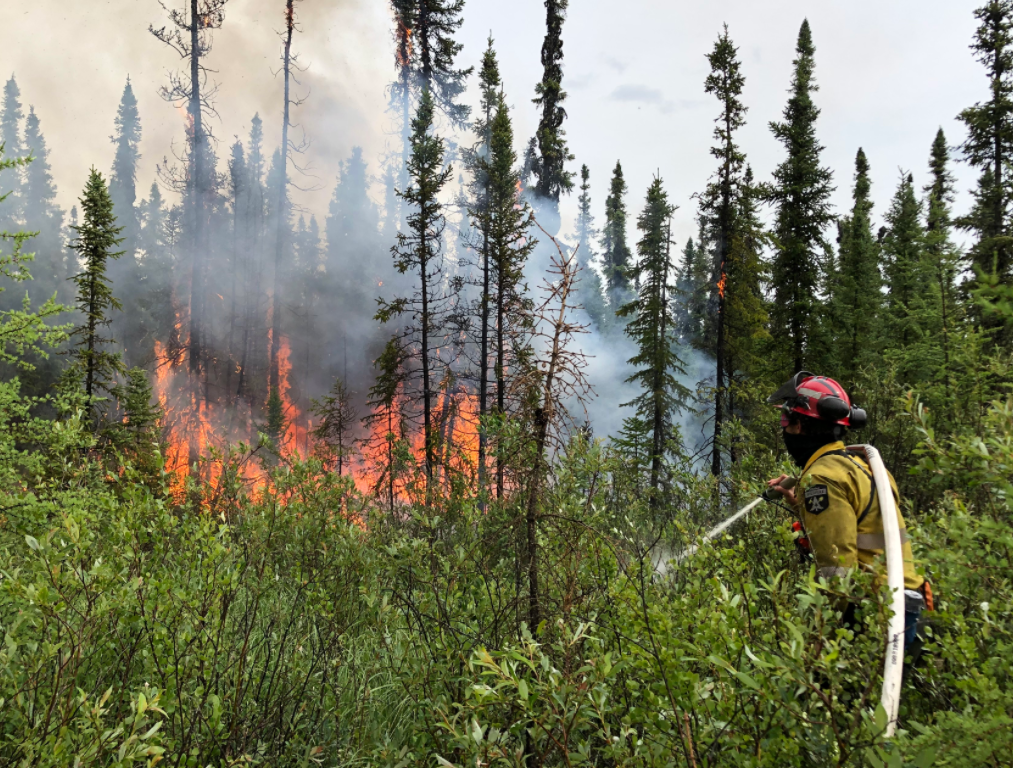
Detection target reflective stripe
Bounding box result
[817,566,849,579]
[856,529,909,550]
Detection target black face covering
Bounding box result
[782,429,836,469]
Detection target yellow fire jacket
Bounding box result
[793,442,924,590]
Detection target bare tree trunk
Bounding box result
[416,198,434,499]
[650,222,671,505]
[187,0,206,468]
[478,217,490,501]
[270,0,294,394]
[496,263,505,499]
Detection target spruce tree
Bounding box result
[958,0,1013,300]
[721,166,768,443]
[466,39,502,494]
[265,385,286,447]
[520,137,539,193]
[326,147,379,265]
[22,106,66,305]
[616,177,687,504]
[699,24,748,476]
[532,0,574,203]
[0,76,25,226]
[925,128,961,384]
[109,78,142,256]
[674,237,710,348]
[114,367,165,473]
[882,173,934,382]
[66,169,126,420]
[833,148,882,375]
[602,161,633,308]
[766,20,835,374]
[574,164,609,330]
[312,376,358,475]
[377,89,455,495]
[134,182,174,364]
[109,80,145,366]
[394,0,472,127]
[486,95,535,498]
[363,335,409,512]
[224,138,247,400]
[268,0,301,398]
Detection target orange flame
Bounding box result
[395,19,413,69]
[276,335,311,457]
[717,272,727,300]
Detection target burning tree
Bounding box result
[699,24,747,477]
[149,0,230,383]
[269,0,307,402]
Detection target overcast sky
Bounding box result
[5,0,983,251]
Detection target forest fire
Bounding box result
[351,383,481,503]
[717,271,727,299]
[153,328,315,503]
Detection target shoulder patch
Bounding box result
[804,484,830,515]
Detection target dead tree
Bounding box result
[150,0,229,465]
[519,221,591,632]
[150,0,228,382]
[269,0,305,394]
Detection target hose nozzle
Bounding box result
[762,476,797,501]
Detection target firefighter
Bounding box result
[765,371,932,646]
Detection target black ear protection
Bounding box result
[815,396,867,428]
[786,395,867,429]
[849,406,868,429]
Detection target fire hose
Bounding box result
[678,444,905,738]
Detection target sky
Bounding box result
[5,0,984,253]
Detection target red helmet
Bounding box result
[767,371,867,428]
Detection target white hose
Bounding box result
[849,444,906,738]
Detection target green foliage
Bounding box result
[0,148,68,369]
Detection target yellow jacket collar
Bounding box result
[800,440,846,476]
